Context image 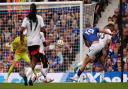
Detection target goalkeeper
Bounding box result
[5,35,31,85]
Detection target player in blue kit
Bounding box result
[71,25,114,82]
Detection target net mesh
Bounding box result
[0,2,83,73]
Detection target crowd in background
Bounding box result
[0,6,80,73]
[0,0,128,73]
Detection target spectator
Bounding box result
[0,61,4,73]
[48,49,63,72]
[93,61,102,72]
[0,49,2,60]
[7,19,14,31]
[60,19,67,33]
[123,48,128,62]
[113,54,124,72]
[2,28,11,43]
[83,0,91,4]
[124,58,128,71]
[105,57,113,72]
[112,8,119,24]
[108,16,113,23]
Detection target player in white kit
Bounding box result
[20,3,48,85]
[96,23,115,82]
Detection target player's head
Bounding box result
[27,3,37,22]
[108,16,113,23]
[30,3,37,14]
[105,23,115,32]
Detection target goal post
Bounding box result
[0,1,84,73]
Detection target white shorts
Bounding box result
[87,42,104,59]
[35,64,42,71]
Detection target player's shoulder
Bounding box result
[14,36,20,42]
[105,28,112,33]
[15,36,20,39]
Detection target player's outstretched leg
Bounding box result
[29,60,36,86]
[39,53,54,83]
[71,55,91,82]
[23,76,28,86]
[5,61,17,82]
[19,68,28,86]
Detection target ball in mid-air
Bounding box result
[56,39,64,48]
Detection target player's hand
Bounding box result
[111,31,116,36]
[20,37,24,45]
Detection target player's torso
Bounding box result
[98,29,112,46]
[26,15,43,46]
[14,37,27,54]
[83,28,99,45]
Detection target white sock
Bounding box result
[41,68,48,78]
[101,71,105,81]
[24,67,33,81]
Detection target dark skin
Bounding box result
[20,26,46,71]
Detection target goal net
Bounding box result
[0,1,97,74]
[0,1,84,73]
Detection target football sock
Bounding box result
[6,65,14,80]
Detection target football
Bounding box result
[56,39,64,48]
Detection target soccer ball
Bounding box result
[56,39,64,48]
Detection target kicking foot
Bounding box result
[70,76,79,82]
[29,79,33,86]
[101,80,107,83]
[22,76,28,86]
[43,78,54,83]
[32,76,39,83]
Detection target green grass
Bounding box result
[0,83,128,89]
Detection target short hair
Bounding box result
[108,16,113,21]
[105,23,115,31]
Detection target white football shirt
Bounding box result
[21,15,45,46]
[98,28,112,47]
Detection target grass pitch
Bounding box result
[0,83,128,89]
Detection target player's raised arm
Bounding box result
[41,27,47,38]
[99,28,114,36]
[99,23,115,36]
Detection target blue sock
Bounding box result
[77,69,82,77]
